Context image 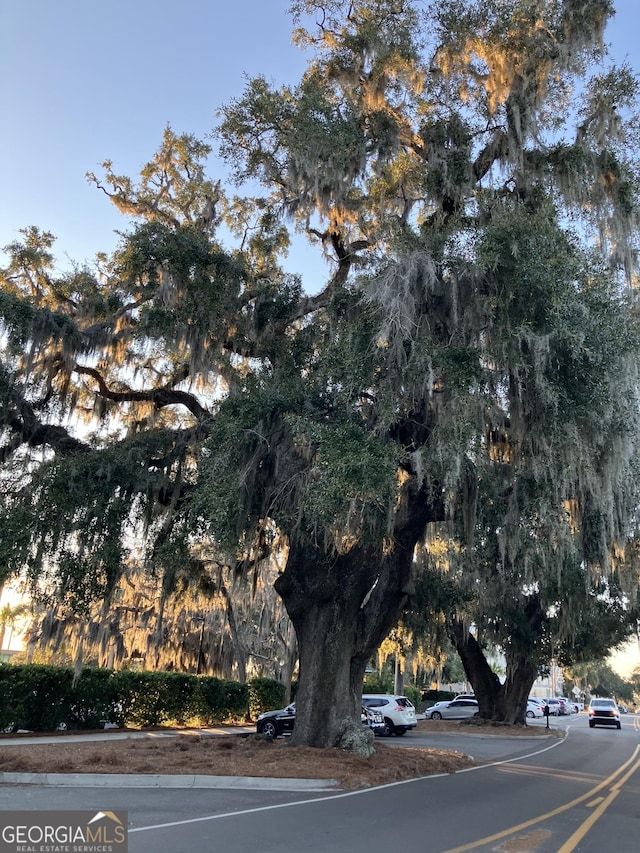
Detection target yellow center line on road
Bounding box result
[497,763,596,786]
[440,745,640,853]
[556,755,640,853]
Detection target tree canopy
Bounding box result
[2,0,640,745]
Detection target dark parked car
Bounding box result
[256,703,385,738]
[256,702,297,738]
[588,698,621,729]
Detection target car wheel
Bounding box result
[617,722,621,729]
[261,720,279,739]
[526,710,534,718]
[381,718,395,737]
[430,711,443,720]
[589,721,595,728]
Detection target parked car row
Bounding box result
[423,694,586,721]
[257,690,624,740]
[543,697,580,715]
[256,694,418,739]
[424,696,546,720]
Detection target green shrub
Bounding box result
[109,671,198,727]
[402,684,423,710]
[0,664,122,731]
[422,688,456,706]
[0,664,72,731]
[66,667,122,729]
[196,677,249,723]
[0,663,253,731]
[248,677,286,718]
[362,672,393,694]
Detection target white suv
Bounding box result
[361,694,417,736]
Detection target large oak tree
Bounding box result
[2,0,640,747]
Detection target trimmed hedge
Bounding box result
[0,664,283,732]
[196,676,250,724]
[422,688,456,706]
[247,677,286,719]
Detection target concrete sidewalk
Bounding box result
[0,724,255,747]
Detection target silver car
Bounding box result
[425,697,479,720]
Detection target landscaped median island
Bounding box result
[0,719,559,790]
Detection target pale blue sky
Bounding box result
[1,0,639,282]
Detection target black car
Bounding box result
[256,703,385,738]
[256,703,297,738]
[588,698,621,729]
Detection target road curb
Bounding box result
[0,770,339,791]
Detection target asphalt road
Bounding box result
[1,714,639,852]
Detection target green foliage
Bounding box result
[589,667,635,703]
[441,655,467,686]
[287,417,401,530]
[422,688,456,705]
[362,671,393,694]
[0,665,121,732]
[402,683,422,709]
[0,664,252,731]
[112,671,198,727]
[195,676,250,723]
[0,664,72,732]
[247,677,287,718]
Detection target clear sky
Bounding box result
[0,0,315,274]
[609,636,638,679]
[1,0,639,281]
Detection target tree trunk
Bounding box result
[449,620,538,725]
[275,488,431,748]
[449,619,502,717]
[280,621,297,705]
[220,585,247,683]
[501,651,539,725]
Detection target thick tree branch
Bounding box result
[0,396,91,458]
[74,365,211,421]
[473,129,509,182]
